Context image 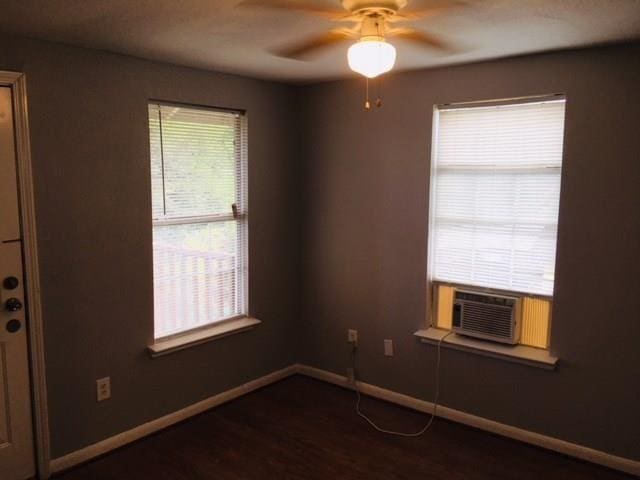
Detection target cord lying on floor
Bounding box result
[351,332,452,437]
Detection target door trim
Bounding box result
[0,71,50,479]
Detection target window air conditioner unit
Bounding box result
[452,289,521,345]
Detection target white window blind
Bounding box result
[149,103,248,339]
[429,98,566,296]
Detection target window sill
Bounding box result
[414,327,558,370]
[148,316,261,358]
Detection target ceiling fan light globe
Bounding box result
[347,40,396,78]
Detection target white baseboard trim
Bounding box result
[49,363,640,477]
[297,364,640,477]
[49,365,298,474]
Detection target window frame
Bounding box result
[148,100,250,342]
[426,95,565,350]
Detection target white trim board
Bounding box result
[49,364,640,477]
[297,365,640,477]
[148,317,262,357]
[414,328,558,370]
[49,365,298,474]
[0,70,51,480]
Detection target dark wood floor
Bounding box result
[56,375,634,480]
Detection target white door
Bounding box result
[0,86,35,480]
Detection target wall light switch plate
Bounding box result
[384,339,394,357]
[96,377,111,402]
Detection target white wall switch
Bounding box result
[347,329,358,346]
[96,377,111,401]
[384,339,394,357]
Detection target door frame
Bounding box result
[0,70,50,479]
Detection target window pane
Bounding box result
[435,171,561,225]
[152,220,246,338]
[430,99,565,296]
[149,113,164,219]
[437,101,565,168]
[148,103,248,340]
[149,104,242,220]
[433,221,557,295]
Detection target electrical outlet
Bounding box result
[384,339,394,357]
[96,377,111,402]
[347,329,358,346]
[346,367,355,385]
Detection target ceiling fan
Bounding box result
[238,0,458,78]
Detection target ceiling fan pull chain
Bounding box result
[376,75,383,108]
[364,77,371,111]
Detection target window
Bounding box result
[149,102,248,339]
[428,97,566,349]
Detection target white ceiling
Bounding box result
[0,0,639,82]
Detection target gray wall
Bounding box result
[0,35,302,458]
[299,43,640,461]
[1,32,639,464]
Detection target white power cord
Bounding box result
[351,332,452,437]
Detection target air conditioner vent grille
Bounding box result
[453,289,521,344]
[460,302,513,337]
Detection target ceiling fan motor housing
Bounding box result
[342,0,408,15]
[360,15,388,39]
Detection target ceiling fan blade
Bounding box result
[273,28,356,59]
[387,1,465,23]
[335,14,363,22]
[387,27,452,51]
[236,0,346,18]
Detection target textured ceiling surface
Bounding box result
[0,0,639,82]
